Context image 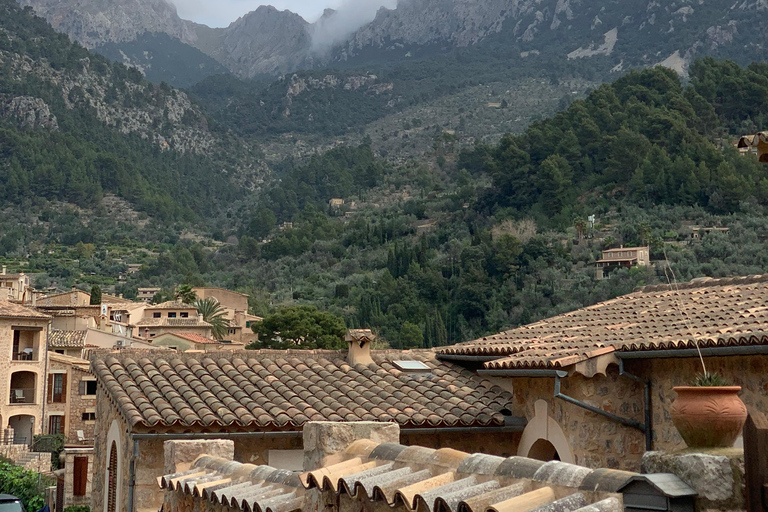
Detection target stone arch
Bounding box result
[104,420,122,512]
[517,400,574,463]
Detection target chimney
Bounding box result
[118,293,123,299]
[1,265,5,275]
[345,329,375,366]
[71,286,77,292]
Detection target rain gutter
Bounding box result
[616,344,768,359]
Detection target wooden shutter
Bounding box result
[47,374,53,404]
[79,380,86,395]
[73,456,88,496]
[61,373,67,403]
[107,442,117,512]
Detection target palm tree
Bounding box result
[174,284,198,305]
[196,297,230,340]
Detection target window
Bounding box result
[79,380,97,396]
[167,312,177,318]
[153,312,161,318]
[49,415,63,435]
[48,373,67,403]
[73,456,88,496]
[180,312,189,318]
[81,412,96,421]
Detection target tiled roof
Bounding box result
[147,301,196,309]
[0,273,24,280]
[439,274,768,369]
[167,332,221,345]
[49,352,90,370]
[49,330,88,348]
[91,349,514,430]
[0,300,50,319]
[136,318,211,327]
[159,440,690,512]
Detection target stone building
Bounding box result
[89,337,523,512]
[0,301,50,445]
[45,352,97,444]
[438,274,768,470]
[0,267,31,302]
[595,246,650,279]
[192,287,261,344]
[135,301,212,339]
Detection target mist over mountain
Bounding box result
[14,0,768,83]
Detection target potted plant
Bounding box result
[670,371,748,448]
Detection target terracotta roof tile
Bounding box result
[438,275,768,369]
[49,330,87,348]
[137,318,211,327]
[0,300,50,319]
[91,349,514,430]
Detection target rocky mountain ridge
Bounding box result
[15,0,768,82]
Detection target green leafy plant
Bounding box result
[0,460,54,511]
[691,372,731,387]
[64,506,91,512]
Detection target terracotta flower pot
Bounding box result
[670,386,747,448]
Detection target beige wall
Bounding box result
[193,288,248,313]
[0,317,48,441]
[46,358,97,443]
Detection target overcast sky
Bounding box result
[170,0,386,27]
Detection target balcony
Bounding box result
[10,388,35,404]
[12,349,37,361]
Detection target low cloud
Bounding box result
[311,0,398,53]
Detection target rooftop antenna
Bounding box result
[662,246,708,378]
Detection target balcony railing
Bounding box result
[12,349,38,361]
[9,388,35,404]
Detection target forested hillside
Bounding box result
[0,0,263,221]
[77,59,768,348]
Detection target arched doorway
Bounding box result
[8,415,35,445]
[107,441,118,512]
[517,400,574,463]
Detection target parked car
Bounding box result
[0,495,24,512]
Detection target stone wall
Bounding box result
[61,447,94,509]
[630,355,768,453]
[494,354,768,472]
[92,386,131,512]
[66,368,97,443]
[400,430,523,459]
[643,449,745,512]
[493,365,646,471]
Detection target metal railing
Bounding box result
[12,349,38,361]
[9,388,35,404]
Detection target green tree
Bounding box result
[248,305,346,350]
[89,285,102,305]
[195,297,230,340]
[174,284,197,305]
[399,321,424,348]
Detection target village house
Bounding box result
[137,287,161,303]
[134,301,212,339]
[0,266,31,302]
[192,287,262,344]
[438,274,768,470]
[151,332,244,352]
[89,333,524,512]
[0,301,50,446]
[738,131,768,162]
[595,245,650,279]
[49,328,155,358]
[45,352,98,445]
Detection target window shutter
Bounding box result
[79,380,86,395]
[47,374,53,404]
[61,373,67,402]
[73,456,88,496]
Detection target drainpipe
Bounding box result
[478,366,652,450]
